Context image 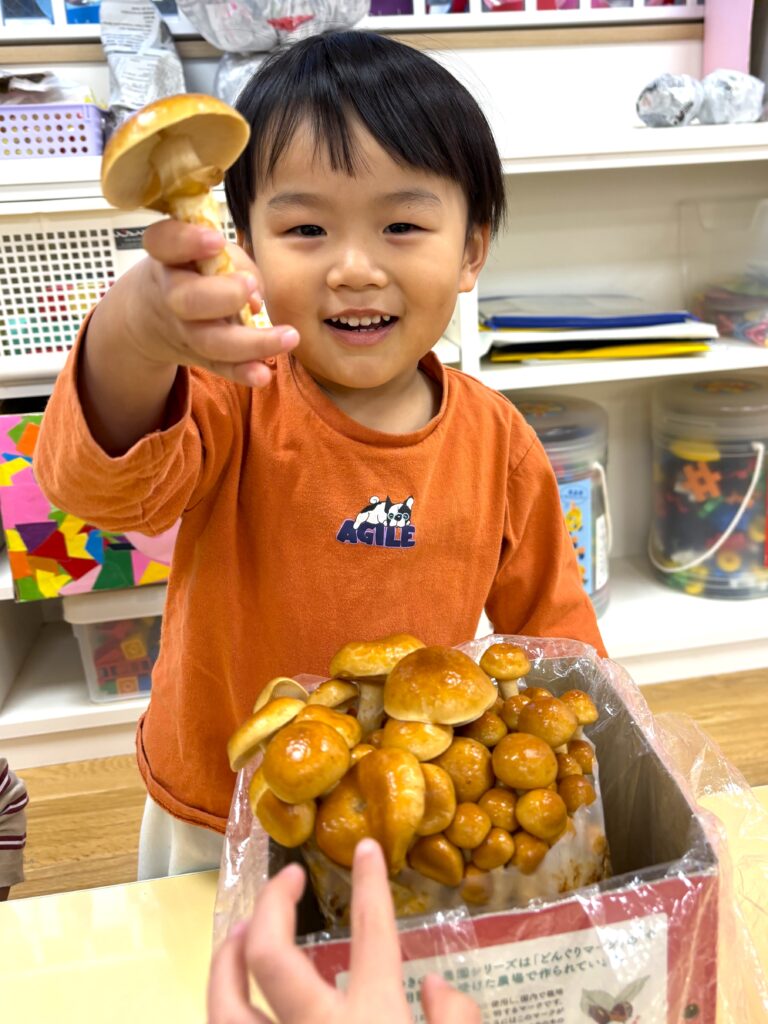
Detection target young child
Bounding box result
[35,31,606,876]
[0,757,28,899]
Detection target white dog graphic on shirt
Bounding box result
[353,495,414,530]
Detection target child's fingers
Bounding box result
[243,864,333,1023]
[348,839,405,1001]
[164,268,260,323]
[206,924,270,1024]
[143,218,225,266]
[421,974,482,1024]
[186,323,298,369]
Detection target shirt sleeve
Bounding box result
[485,434,608,658]
[34,318,247,536]
[0,759,28,888]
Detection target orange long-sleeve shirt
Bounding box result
[35,333,605,832]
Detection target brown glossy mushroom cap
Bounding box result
[556,752,584,780]
[461,864,493,905]
[511,830,549,874]
[478,787,517,832]
[101,94,249,212]
[492,732,558,790]
[567,739,595,774]
[444,802,492,850]
[315,772,370,869]
[255,789,316,848]
[559,689,599,726]
[432,737,495,803]
[227,697,305,772]
[517,697,579,749]
[350,743,376,766]
[521,686,553,702]
[479,643,531,681]
[262,720,350,803]
[306,679,359,711]
[329,634,425,679]
[296,705,362,749]
[558,775,597,814]
[459,711,507,748]
[382,719,454,761]
[408,834,464,888]
[384,647,496,726]
[472,826,515,871]
[252,676,309,713]
[515,789,568,841]
[499,694,533,731]
[416,764,457,837]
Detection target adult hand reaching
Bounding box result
[207,837,482,1024]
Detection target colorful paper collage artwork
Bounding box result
[0,413,179,602]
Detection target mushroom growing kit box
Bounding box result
[215,637,718,1024]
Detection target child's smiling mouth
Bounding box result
[323,311,399,346]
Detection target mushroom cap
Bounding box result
[472,826,515,871]
[101,93,250,212]
[556,752,584,780]
[255,789,316,848]
[227,697,305,772]
[515,788,568,841]
[521,686,553,702]
[492,732,558,790]
[510,830,549,874]
[384,647,496,726]
[478,787,517,833]
[329,633,425,681]
[558,775,597,814]
[416,764,457,836]
[567,739,595,774]
[559,688,599,726]
[444,802,492,850]
[252,676,308,712]
[306,679,359,710]
[262,720,350,803]
[315,748,425,875]
[431,737,495,803]
[459,710,508,748]
[460,864,493,905]
[350,743,376,766]
[479,642,531,681]
[408,834,464,888]
[499,693,533,731]
[382,719,453,761]
[296,705,362,749]
[517,697,579,749]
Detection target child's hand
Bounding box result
[206,838,481,1024]
[114,219,299,389]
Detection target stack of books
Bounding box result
[479,295,718,363]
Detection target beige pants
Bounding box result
[137,795,225,881]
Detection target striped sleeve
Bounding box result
[0,759,28,887]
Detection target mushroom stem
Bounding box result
[357,681,385,736]
[149,133,255,326]
[499,680,519,699]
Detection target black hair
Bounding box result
[225,30,506,242]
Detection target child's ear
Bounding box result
[236,229,254,258]
[459,223,490,294]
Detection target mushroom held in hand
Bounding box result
[329,634,425,735]
[479,642,531,698]
[100,94,257,326]
[384,646,497,726]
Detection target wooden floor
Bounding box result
[8,665,768,901]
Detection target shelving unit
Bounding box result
[2,22,768,768]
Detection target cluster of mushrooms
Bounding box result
[227,635,601,906]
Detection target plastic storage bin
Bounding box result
[0,104,104,160]
[62,586,166,702]
[649,374,768,599]
[508,394,611,617]
[680,196,768,347]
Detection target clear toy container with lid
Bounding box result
[649,374,768,599]
[509,394,611,617]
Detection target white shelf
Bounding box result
[473,340,768,392]
[600,557,768,685]
[0,549,12,601]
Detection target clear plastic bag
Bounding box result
[213,634,768,1022]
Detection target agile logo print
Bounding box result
[336,495,416,548]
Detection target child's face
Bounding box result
[245,122,488,392]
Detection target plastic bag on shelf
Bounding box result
[213,634,768,1022]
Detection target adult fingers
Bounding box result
[143,218,227,267]
[164,268,260,323]
[206,923,271,1024]
[244,863,332,1024]
[421,974,482,1024]
[348,839,404,998]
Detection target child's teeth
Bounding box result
[347,317,360,327]
[370,315,381,325]
[360,316,372,327]
[382,315,391,322]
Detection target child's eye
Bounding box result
[289,225,325,237]
[385,223,420,234]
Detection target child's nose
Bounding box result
[326,246,387,291]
